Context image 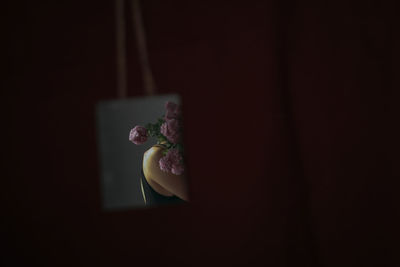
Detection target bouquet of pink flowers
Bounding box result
[129,101,185,175]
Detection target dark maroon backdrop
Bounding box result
[2,1,399,266]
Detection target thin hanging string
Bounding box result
[131,0,157,96]
[115,0,127,98]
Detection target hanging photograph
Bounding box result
[96,94,189,210]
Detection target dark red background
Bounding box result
[2,1,399,266]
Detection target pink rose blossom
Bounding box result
[159,154,173,173]
[160,118,180,144]
[159,148,184,175]
[129,125,148,145]
[171,163,184,175]
[165,101,180,121]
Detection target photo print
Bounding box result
[96,94,189,210]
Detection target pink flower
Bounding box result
[159,148,184,175]
[129,125,148,145]
[165,101,180,121]
[171,163,184,176]
[160,119,180,144]
[159,154,172,173]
